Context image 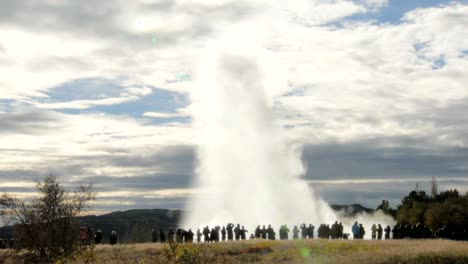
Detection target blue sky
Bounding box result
[350,0,467,23]
[0,0,467,215]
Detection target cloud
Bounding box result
[0,110,62,134]
[143,112,185,118]
[0,1,467,212]
[33,96,139,110]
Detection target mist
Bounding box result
[182,30,395,236]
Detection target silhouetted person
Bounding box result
[352,222,360,239]
[293,226,299,240]
[300,224,307,239]
[371,224,377,240]
[234,224,241,240]
[203,226,210,242]
[80,226,87,244]
[196,229,202,243]
[159,229,166,243]
[227,223,234,240]
[284,225,291,240]
[8,238,14,249]
[338,222,344,239]
[221,226,226,241]
[186,229,194,243]
[391,225,398,239]
[210,228,217,242]
[109,231,118,245]
[332,221,340,239]
[168,228,174,242]
[317,224,323,238]
[94,230,103,244]
[176,229,183,243]
[240,226,248,240]
[359,224,365,239]
[255,225,261,239]
[384,225,391,240]
[261,225,267,239]
[214,226,220,242]
[307,224,315,239]
[151,227,158,242]
[267,225,276,240]
[377,224,383,240]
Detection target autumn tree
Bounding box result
[396,178,468,239]
[0,175,95,263]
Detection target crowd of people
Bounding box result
[391,223,466,240]
[73,221,467,245]
[0,238,14,249]
[147,222,356,243]
[80,226,116,245]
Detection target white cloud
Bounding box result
[143,112,186,118]
[33,96,139,109]
[0,1,467,212]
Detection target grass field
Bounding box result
[1,239,468,263]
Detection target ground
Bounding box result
[1,239,468,263]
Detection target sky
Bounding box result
[1,0,468,215]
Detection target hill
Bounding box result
[330,203,374,216]
[78,209,183,243]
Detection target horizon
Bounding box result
[1,0,468,216]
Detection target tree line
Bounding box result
[377,177,467,239]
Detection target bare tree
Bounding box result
[0,175,95,263]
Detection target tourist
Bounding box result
[352,222,360,239]
[293,226,299,240]
[371,224,377,240]
[109,231,118,245]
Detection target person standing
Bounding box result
[159,229,166,243]
[94,230,103,244]
[371,224,377,240]
[227,223,234,241]
[359,224,365,239]
[203,226,210,242]
[307,224,315,239]
[284,225,291,240]
[151,227,158,242]
[186,229,194,243]
[267,225,276,240]
[261,225,267,239]
[221,226,226,241]
[293,226,299,240]
[255,225,261,239]
[168,228,174,242]
[384,225,391,240]
[196,229,202,243]
[377,224,383,240]
[352,222,360,239]
[109,231,118,245]
[300,224,307,239]
[234,224,241,240]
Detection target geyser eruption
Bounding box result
[183,37,338,229]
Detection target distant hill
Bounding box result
[78,209,183,243]
[0,209,182,243]
[0,204,373,242]
[330,203,374,216]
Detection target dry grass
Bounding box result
[1,239,467,263]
